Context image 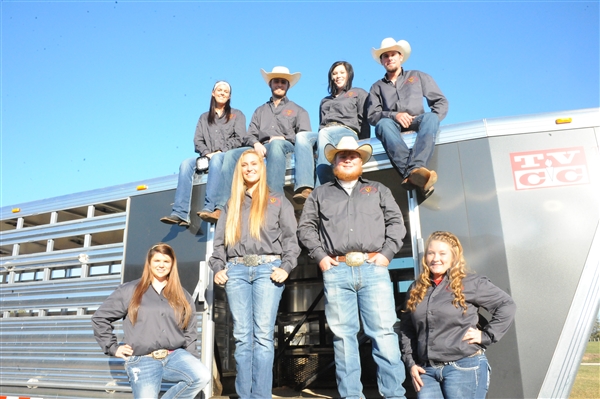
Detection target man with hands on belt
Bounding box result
[297,136,407,399]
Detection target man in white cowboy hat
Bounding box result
[298,135,407,399]
[368,37,448,198]
[243,66,315,197]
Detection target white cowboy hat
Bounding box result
[325,136,373,164]
[260,66,301,88]
[371,38,412,65]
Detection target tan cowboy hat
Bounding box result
[371,38,412,65]
[325,136,373,164]
[260,66,301,88]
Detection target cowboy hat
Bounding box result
[260,66,301,88]
[325,136,373,164]
[371,38,412,65]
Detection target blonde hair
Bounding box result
[128,243,192,329]
[224,149,269,246]
[406,231,468,313]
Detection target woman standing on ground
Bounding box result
[401,231,516,398]
[209,149,300,398]
[92,243,210,399]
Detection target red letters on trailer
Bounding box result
[510,146,590,190]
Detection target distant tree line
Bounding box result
[591,319,600,341]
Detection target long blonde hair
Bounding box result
[224,149,269,246]
[406,231,468,313]
[128,243,192,329]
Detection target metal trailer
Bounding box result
[1,108,598,399]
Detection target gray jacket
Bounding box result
[400,273,516,368]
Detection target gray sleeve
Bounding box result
[379,185,406,261]
[357,89,371,139]
[183,293,200,358]
[91,284,130,356]
[208,206,228,273]
[296,106,312,133]
[245,109,261,146]
[367,82,396,126]
[421,72,449,121]
[232,110,248,149]
[297,192,328,263]
[399,291,419,368]
[473,277,517,347]
[193,114,209,155]
[279,197,301,273]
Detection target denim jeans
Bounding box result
[201,152,226,213]
[322,263,406,399]
[315,126,358,187]
[225,261,285,399]
[262,139,295,193]
[171,157,198,223]
[417,354,490,399]
[212,146,250,210]
[374,112,440,178]
[294,131,318,190]
[123,348,210,399]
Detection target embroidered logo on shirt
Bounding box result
[345,91,356,98]
[359,186,378,195]
[406,76,419,84]
[269,196,282,206]
[284,109,296,117]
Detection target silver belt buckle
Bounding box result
[151,349,168,360]
[345,252,365,267]
[243,254,260,266]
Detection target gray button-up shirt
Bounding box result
[319,87,370,139]
[193,108,247,156]
[246,96,311,145]
[367,69,449,126]
[297,177,406,263]
[400,273,516,367]
[92,279,199,358]
[209,191,300,274]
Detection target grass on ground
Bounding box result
[570,341,599,399]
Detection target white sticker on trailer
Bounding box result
[510,146,590,190]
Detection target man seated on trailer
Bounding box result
[367,37,449,198]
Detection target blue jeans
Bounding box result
[262,139,295,193]
[294,131,318,190]
[417,354,490,399]
[212,147,250,210]
[202,152,226,212]
[225,261,285,399]
[171,157,197,223]
[315,126,358,187]
[374,112,440,178]
[322,263,406,399]
[123,348,210,399]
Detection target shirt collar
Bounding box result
[269,95,289,104]
[382,69,404,84]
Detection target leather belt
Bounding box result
[428,349,484,367]
[331,252,377,267]
[325,122,358,135]
[228,254,281,267]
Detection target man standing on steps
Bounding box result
[368,37,448,198]
[298,136,407,399]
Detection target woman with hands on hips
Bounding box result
[92,243,210,399]
[400,231,516,399]
[209,149,301,398]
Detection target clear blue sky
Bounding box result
[1,1,598,206]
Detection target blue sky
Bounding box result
[1,1,599,206]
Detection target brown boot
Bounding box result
[197,209,221,224]
[293,188,313,204]
[408,167,438,192]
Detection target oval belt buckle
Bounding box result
[346,252,364,267]
[152,349,168,359]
